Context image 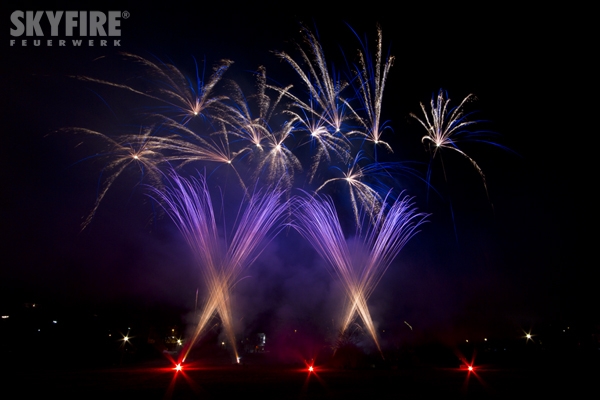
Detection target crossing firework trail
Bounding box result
[150,172,288,362]
[291,192,427,354]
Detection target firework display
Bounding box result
[66,25,503,358]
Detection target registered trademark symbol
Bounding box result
[122,11,130,19]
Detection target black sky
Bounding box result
[1,2,594,344]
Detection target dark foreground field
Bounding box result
[3,355,597,399]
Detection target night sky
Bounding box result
[1,2,593,348]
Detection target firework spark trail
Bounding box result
[286,100,352,184]
[150,172,288,362]
[349,27,394,157]
[291,193,427,355]
[150,172,222,359]
[68,118,246,230]
[64,126,167,230]
[219,66,290,149]
[67,55,240,228]
[274,26,354,136]
[410,89,494,198]
[253,119,302,190]
[223,67,302,189]
[214,67,303,190]
[274,27,361,183]
[73,53,233,124]
[147,117,250,193]
[315,151,388,226]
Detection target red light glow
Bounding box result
[174,363,182,371]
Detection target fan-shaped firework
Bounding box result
[291,192,427,354]
[150,172,288,362]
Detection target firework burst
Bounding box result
[73,53,232,124]
[275,26,354,136]
[350,26,395,157]
[216,67,303,189]
[64,126,166,229]
[411,89,493,196]
[286,99,352,184]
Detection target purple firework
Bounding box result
[150,171,288,362]
[291,192,427,354]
